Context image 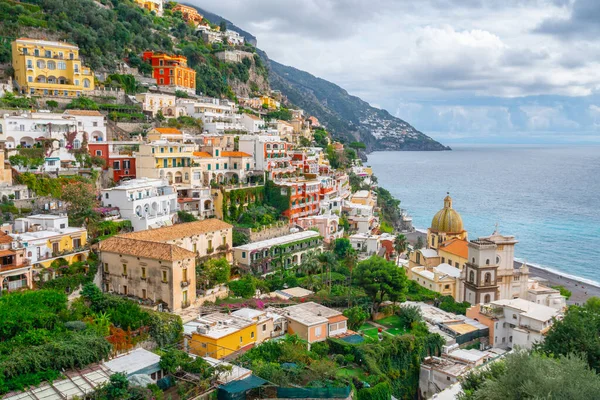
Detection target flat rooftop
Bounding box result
[103,348,160,376]
[184,312,254,339]
[234,230,320,252]
[277,301,342,326]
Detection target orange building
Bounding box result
[142,51,196,90]
[172,4,203,25]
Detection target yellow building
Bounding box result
[428,194,468,250]
[186,312,257,359]
[11,215,88,269]
[134,0,163,15]
[260,95,279,109]
[135,139,195,185]
[438,238,469,270]
[12,38,95,97]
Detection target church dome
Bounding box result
[430,194,464,234]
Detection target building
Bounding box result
[274,178,321,224]
[466,298,561,349]
[135,93,176,117]
[408,263,461,298]
[349,190,376,207]
[134,139,195,186]
[11,38,94,97]
[142,51,196,91]
[98,236,196,312]
[101,178,178,231]
[276,302,348,346]
[233,230,322,274]
[197,26,245,46]
[462,231,529,304]
[0,231,32,292]
[231,308,274,344]
[184,312,256,359]
[343,201,376,234]
[88,141,139,183]
[296,214,343,244]
[215,50,253,64]
[526,278,567,310]
[11,214,88,269]
[119,219,233,262]
[240,113,264,133]
[349,232,395,258]
[103,348,164,381]
[172,4,203,25]
[134,0,163,15]
[1,110,106,171]
[238,135,294,179]
[438,238,469,270]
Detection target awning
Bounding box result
[218,375,268,394]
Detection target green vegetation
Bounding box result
[66,96,99,110]
[459,351,600,400]
[0,92,36,108]
[177,210,198,223]
[343,306,369,330]
[353,256,408,313]
[551,284,572,300]
[197,258,231,290]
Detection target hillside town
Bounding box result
[0,1,597,400]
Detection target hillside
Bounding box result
[0,0,268,98]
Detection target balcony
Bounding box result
[181,280,190,288]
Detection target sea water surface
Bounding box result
[367,144,600,283]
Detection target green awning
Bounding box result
[218,375,268,394]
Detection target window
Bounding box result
[246,163,250,170]
[28,76,33,83]
[224,163,228,169]
[496,256,500,263]
[315,326,322,337]
[159,69,164,75]
[162,271,168,282]
[142,267,146,278]
[73,238,81,248]
[74,79,79,86]
[484,294,491,303]
[208,239,212,249]
[485,259,490,265]
[242,251,246,258]
[251,332,254,339]
[47,61,56,70]
[113,161,120,170]
[58,61,66,70]
[159,78,164,84]
[123,285,128,295]
[52,242,60,254]
[123,160,131,169]
[444,284,450,290]
[105,193,109,199]
[512,314,517,319]
[142,289,147,299]
[96,150,102,156]
[104,263,109,273]
[240,336,243,343]
[45,50,51,58]
[159,60,164,66]
[441,257,445,263]
[469,271,475,283]
[183,268,188,282]
[122,264,127,276]
[262,324,266,332]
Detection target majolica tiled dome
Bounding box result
[431,194,464,234]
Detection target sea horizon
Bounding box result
[368,143,600,284]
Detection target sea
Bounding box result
[367,144,600,284]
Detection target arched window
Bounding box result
[431,236,435,247]
[496,256,500,264]
[36,60,46,69]
[484,272,491,284]
[47,61,56,70]
[184,172,189,181]
[484,294,491,303]
[469,271,475,283]
[486,259,490,265]
[472,257,475,263]
[73,139,81,149]
[83,78,90,88]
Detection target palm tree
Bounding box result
[345,250,358,307]
[318,251,337,293]
[394,234,407,263]
[300,250,320,277]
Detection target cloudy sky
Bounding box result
[188,0,600,144]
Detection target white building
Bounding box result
[238,134,291,173]
[1,110,106,171]
[100,178,178,231]
[179,97,244,133]
[526,278,567,310]
[215,50,253,63]
[240,113,263,133]
[349,232,395,257]
[135,93,176,117]
[468,298,561,350]
[343,201,376,234]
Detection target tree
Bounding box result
[60,181,99,227]
[459,351,600,400]
[333,238,353,259]
[394,234,407,256]
[349,141,366,150]
[66,96,99,110]
[228,275,256,298]
[551,285,572,300]
[415,236,424,250]
[539,298,600,372]
[233,230,249,247]
[299,250,320,277]
[219,20,227,32]
[343,306,369,330]
[198,258,231,289]
[46,100,59,110]
[353,256,408,313]
[177,210,198,223]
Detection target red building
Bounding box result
[142,51,196,90]
[88,141,138,183]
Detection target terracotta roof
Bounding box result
[439,238,469,259]
[152,127,182,134]
[0,249,16,257]
[98,237,195,261]
[222,151,251,157]
[119,220,233,243]
[193,152,212,158]
[328,315,348,323]
[64,110,103,117]
[0,232,13,244]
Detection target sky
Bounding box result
[187,0,600,144]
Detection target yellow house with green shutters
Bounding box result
[185,312,257,359]
[11,215,88,269]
